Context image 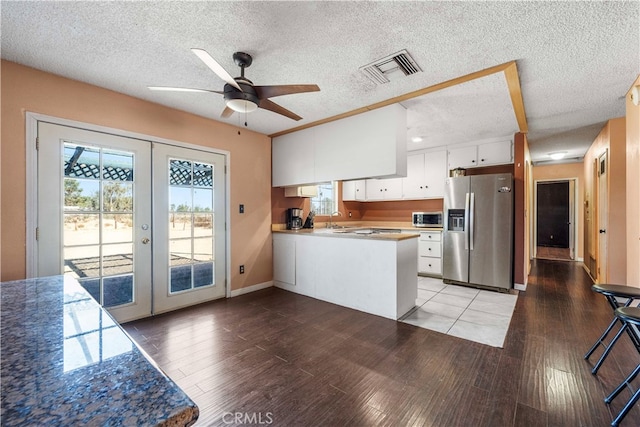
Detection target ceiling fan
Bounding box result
[149,49,320,121]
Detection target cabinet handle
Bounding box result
[428,248,431,251]
[481,158,485,162]
[471,160,476,163]
[419,186,423,189]
[428,264,432,267]
[425,185,428,188]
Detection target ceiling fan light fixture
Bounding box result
[226,99,258,113]
[549,151,567,160]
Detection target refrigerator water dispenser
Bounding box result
[448,209,465,231]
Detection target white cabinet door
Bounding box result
[366,178,403,200]
[354,180,366,201]
[448,145,478,170]
[402,153,426,199]
[402,150,447,200]
[272,128,315,187]
[477,140,513,165]
[423,150,447,198]
[273,238,296,286]
[342,180,366,201]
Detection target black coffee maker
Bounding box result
[286,208,303,230]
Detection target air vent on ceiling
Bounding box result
[360,50,422,85]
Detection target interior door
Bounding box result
[152,143,226,314]
[38,122,152,322]
[597,151,608,282]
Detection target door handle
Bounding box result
[599,229,606,234]
[142,237,151,244]
[469,192,475,251]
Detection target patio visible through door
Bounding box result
[37,122,226,322]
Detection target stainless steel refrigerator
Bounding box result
[443,173,513,290]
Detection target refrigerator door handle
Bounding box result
[464,192,470,250]
[469,192,475,251]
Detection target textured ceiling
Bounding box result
[1,1,638,163]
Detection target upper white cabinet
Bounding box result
[342,180,366,201]
[402,150,447,199]
[447,140,513,171]
[272,127,316,187]
[365,178,403,200]
[447,145,478,170]
[272,104,407,187]
[477,140,513,165]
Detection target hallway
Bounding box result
[125,259,640,426]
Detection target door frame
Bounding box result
[533,178,579,261]
[25,112,232,298]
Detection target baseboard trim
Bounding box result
[514,282,527,292]
[230,280,273,297]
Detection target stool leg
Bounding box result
[605,363,640,403]
[593,324,628,375]
[611,387,640,427]
[586,317,620,360]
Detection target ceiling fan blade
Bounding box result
[254,84,320,99]
[191,48,242,92]
[259,99,303,121]
[148,86,223,94]
[220,106,235,118]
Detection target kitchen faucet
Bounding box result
[327,211,343,228]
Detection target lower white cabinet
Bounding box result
[272,232,417,320]
[418,231,442,277]
[273,238,295,285]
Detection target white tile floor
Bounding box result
[401,276,518,348]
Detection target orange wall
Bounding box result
[583,117,626,284]
[532,162,585,261]
[626,76,640,287]
[0,60,273,291]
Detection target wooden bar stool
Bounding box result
[604,306,640,426]
[585,284,640,374]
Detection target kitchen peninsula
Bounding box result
[272,228,418,320]
[0,275,198,426]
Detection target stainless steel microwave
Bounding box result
[412,212,443,228]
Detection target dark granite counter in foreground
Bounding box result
[0,275,198,426]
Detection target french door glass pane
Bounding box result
[168,158,215,293]
[62,142,136,308]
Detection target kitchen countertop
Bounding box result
[273,227,418,241]
[0,275,198,426]
[272,223,443,240]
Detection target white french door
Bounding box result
[37,122,226,322]
[152,143,226,314]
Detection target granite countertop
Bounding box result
[0,275,198,426]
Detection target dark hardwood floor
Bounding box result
[536,246,572,261]
[124,259,640,426]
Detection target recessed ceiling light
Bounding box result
[549,152,567,160]
[411,136,423,143]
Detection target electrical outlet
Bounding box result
[239,265,245,274]
[239,204,245,214]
